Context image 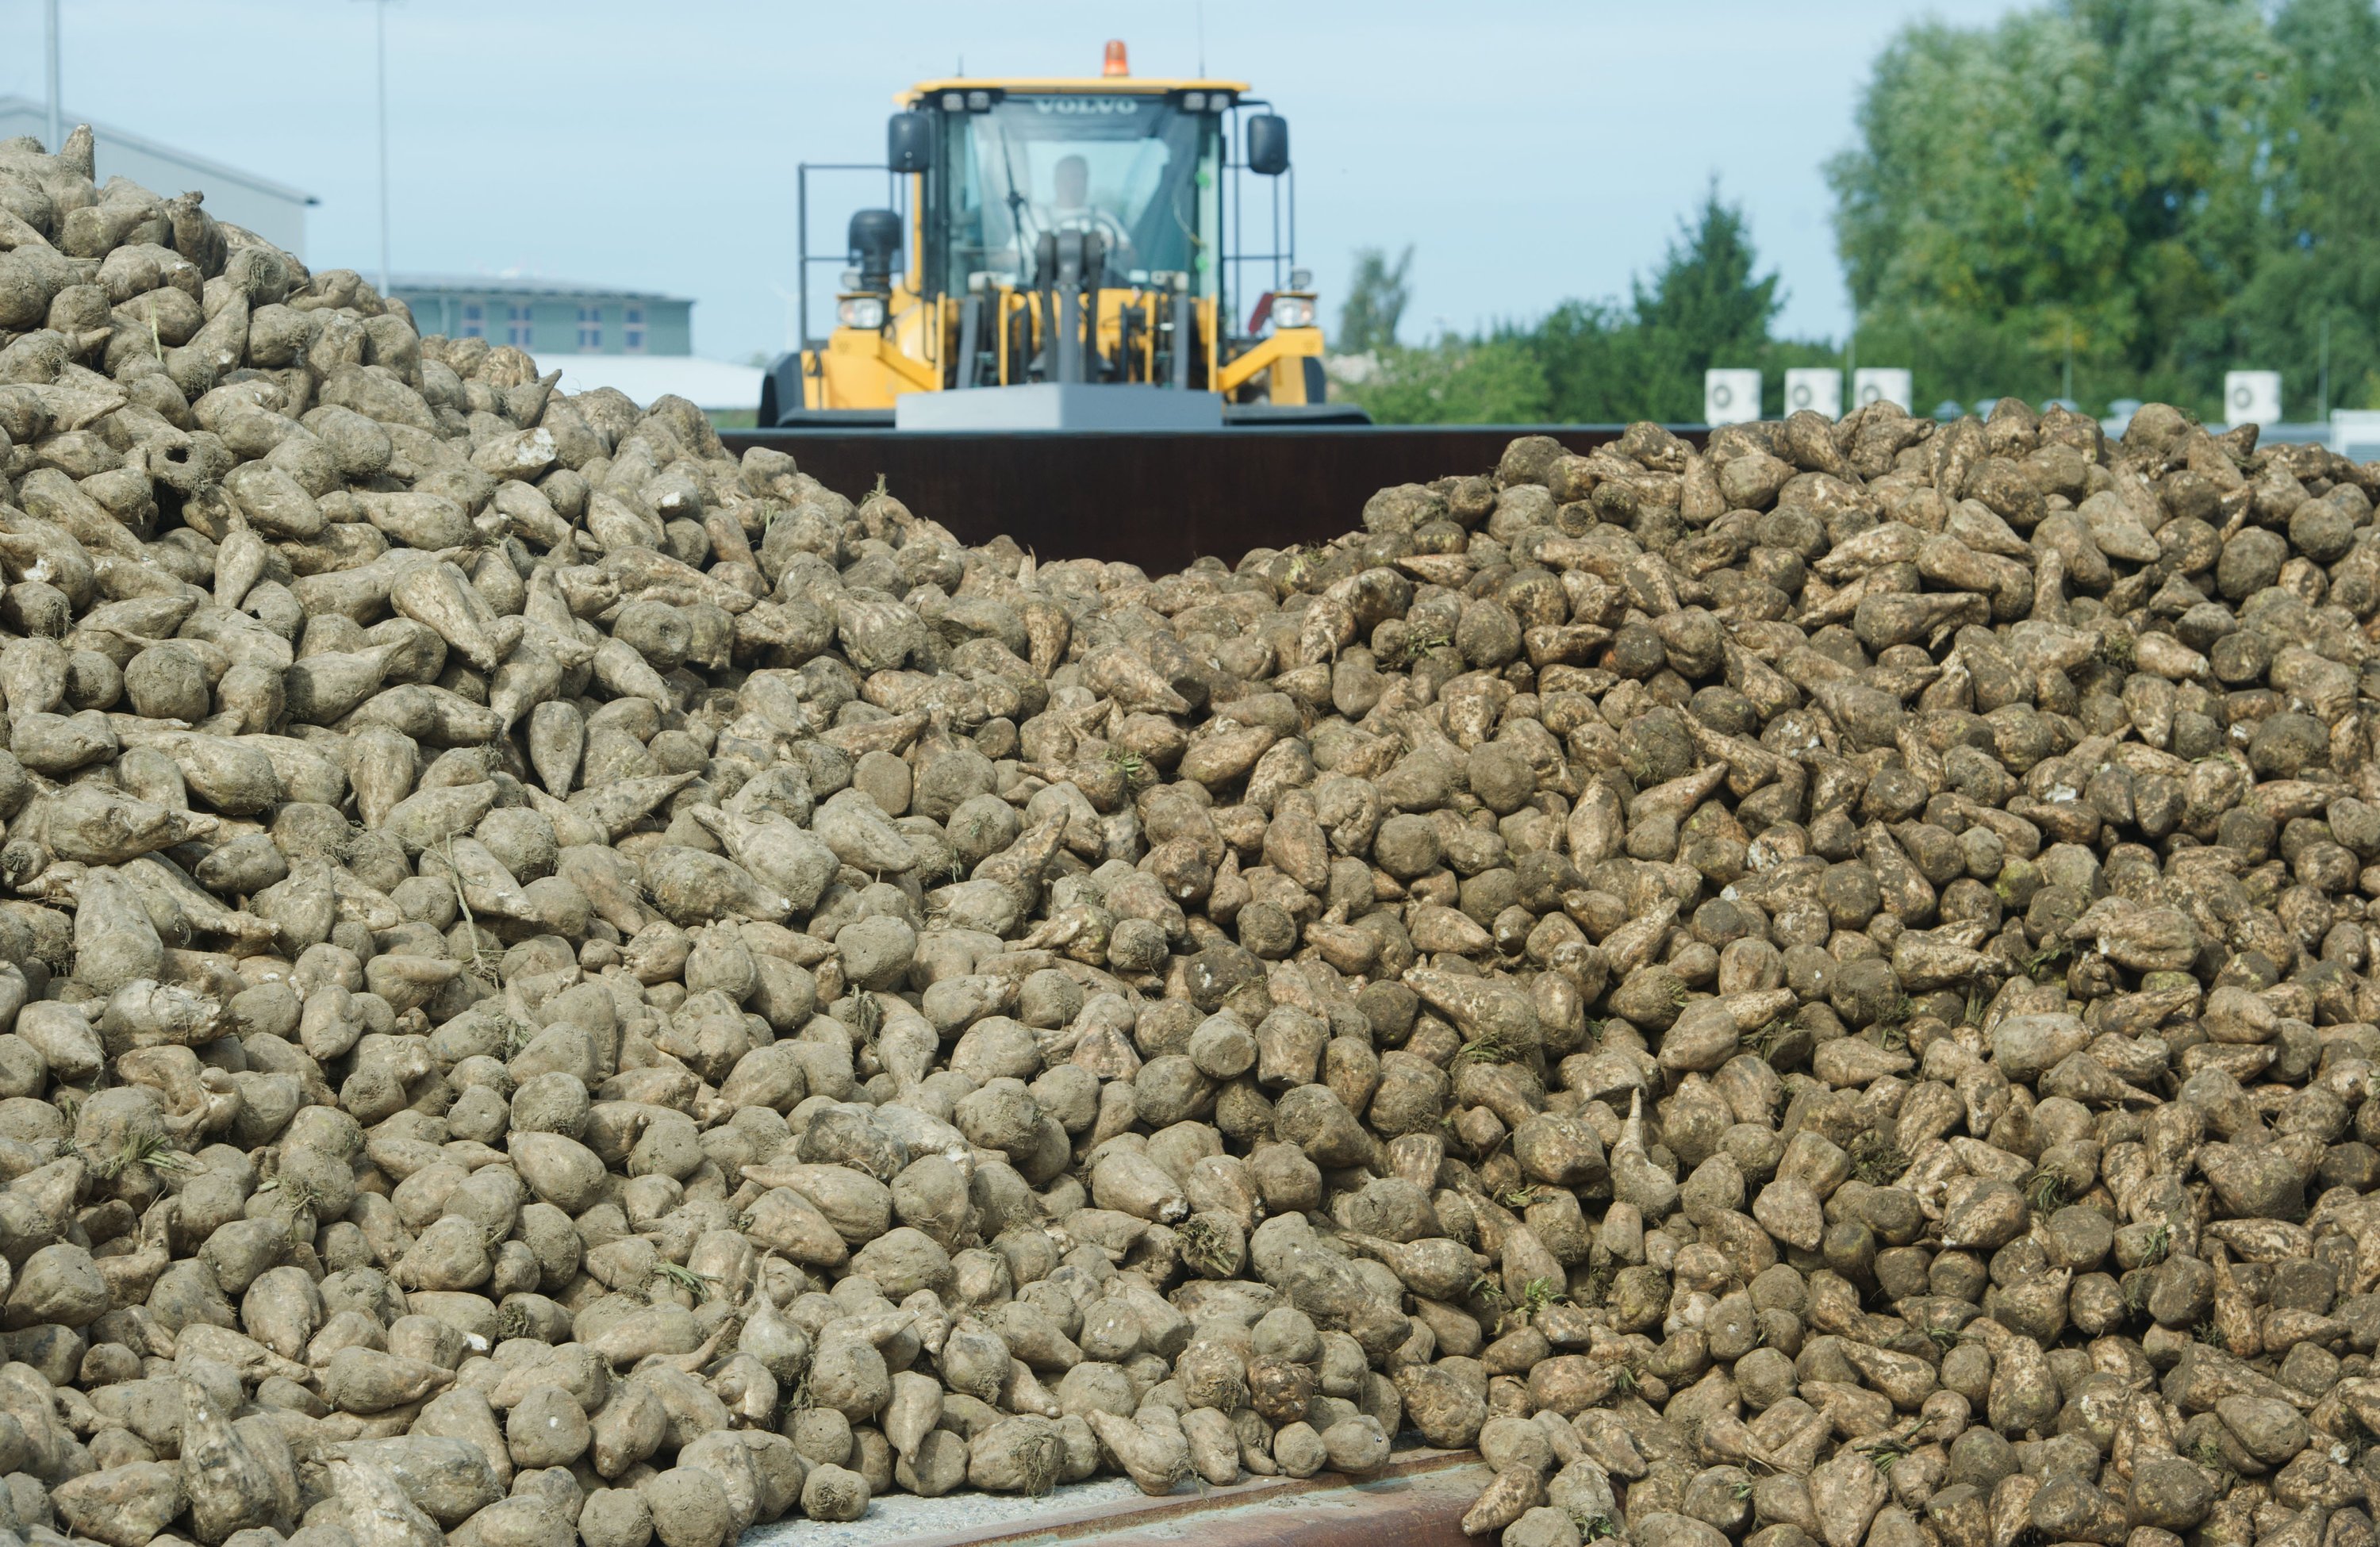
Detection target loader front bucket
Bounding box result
[719,424,1688,572]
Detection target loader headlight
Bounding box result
[1272,294,1316,330]
[837,296,887,331]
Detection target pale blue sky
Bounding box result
[4,0,2024,362]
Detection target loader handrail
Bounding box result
[1221,98,1296,348]
[795,161,902,352]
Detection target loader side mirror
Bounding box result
[888,111,934,174]
[849,209,903,291]
[1247,114,1290,176]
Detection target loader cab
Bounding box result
[924,88,1223,309]
[765,46,1345,426]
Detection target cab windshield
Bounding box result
[937,95,1220,297]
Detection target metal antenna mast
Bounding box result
[375,0,392,296]
[44,0,62,152]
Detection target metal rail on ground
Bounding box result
[740,1449,1490,1547]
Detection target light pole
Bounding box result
[374,0,391,297]
[44,0,61,153]
[769,286,801,352]
[2320,315,2332,423]
[1844,301,1857,401]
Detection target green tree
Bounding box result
[1526,299,1639,423]
[1827,0,2297,414]
[2274,0,2380,127]
[1334,245,1414,355]
[1344,185,1822,425]
[1359,0,2380,428]
[1345,333,1549,424]
[1622,185,1786,421]
[2225,0,2380,413]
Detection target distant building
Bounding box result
[390,276,693,357]
[0,97,317,257]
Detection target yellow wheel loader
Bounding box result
[735,43,1652,569]
[759,42,1358,432]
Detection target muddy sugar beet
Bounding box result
[2,125,2380,1547]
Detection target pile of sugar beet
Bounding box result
[6,125,2380,1547]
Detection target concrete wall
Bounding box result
[0,99,313,258]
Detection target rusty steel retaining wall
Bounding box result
[720,426,1673,572]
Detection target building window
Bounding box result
[460,302,485,339]
[506,304,532,347]
[624,307,644,352]
[578,306,602,350]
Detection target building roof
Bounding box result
[0,97,318,205]
[540,354,762,412]
[392,273,689,303]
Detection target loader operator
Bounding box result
[1042,154,1137,268]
